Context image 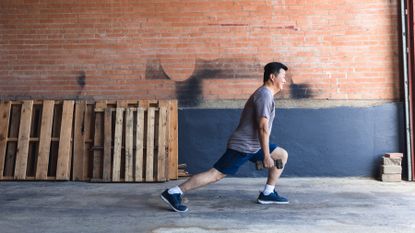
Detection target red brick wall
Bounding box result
[0,0,401,104]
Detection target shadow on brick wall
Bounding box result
[145,58,314,106]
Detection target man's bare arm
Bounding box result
[258,117,274,168]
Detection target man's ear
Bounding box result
[270,73,276,82]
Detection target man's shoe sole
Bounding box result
[160,194,189,213]
[257,199,289,205]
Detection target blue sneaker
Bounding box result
[160,189,189,212]
[257,191,289,204]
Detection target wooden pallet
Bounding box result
[0,100,74,180]
[86,100,178,182]
[0,100,178,182]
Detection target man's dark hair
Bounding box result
[263,62,288,83]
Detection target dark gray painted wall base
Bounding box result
[178,103,405,177]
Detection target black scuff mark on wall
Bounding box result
[77,71,86,88]
[290,83,314,99]
[75,71,86,100]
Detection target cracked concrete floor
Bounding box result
[1,178,415,233]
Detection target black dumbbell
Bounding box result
[256,159,284,170]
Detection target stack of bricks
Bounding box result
[380,153,403,182]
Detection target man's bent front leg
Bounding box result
[266,147,288,186]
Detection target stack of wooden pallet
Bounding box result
[0,100,178,182]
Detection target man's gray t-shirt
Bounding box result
[227,86,275,153]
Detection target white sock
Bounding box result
[263,184,275,195]
[168,186,183,195]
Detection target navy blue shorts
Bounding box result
[213,144,278,175]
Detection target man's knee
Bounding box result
[280,148,289,162]
[272,147,288,163]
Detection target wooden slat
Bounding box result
[125,108,134,182]
[7,137,60,142]
[56,101,74,180]
[168,100,179,179]
[135,107,145,182]
[14,100,33,180]
[0,102,11,179]
[117,101,128,108]
[83,104,93,180]
[92,101,106,180]
[68,127,73,181]
[72,101,86,181]
[158,101,169,180]
[100,100,142,106]
[112,107,123,182]
[11,100,67,105]
[103,108,112,182]
[158,100,173,181]
[145,107,156,182]
[157,107,168,181]
[35,100,55,180]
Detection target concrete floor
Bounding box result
[1,178,415,233]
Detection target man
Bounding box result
[161,62,289,212]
